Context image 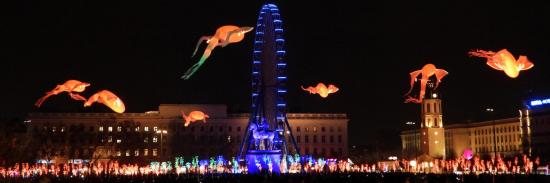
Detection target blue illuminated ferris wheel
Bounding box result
[238,3,299,173]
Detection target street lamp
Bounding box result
[405,121,418,163]
[486,108,497,160]
[156,129,168,160]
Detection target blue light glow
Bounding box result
[530,98,550,106]
[277,76,287,80]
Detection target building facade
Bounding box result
[25,104,348,164]
[402,97,550,160]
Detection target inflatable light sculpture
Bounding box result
[181,25,254,80]
[84,90,126,113]
[181,110,209,127]
[469,49,534,78]
[301,83,339,98]
[404,64,448,103]
[35,80,90,107]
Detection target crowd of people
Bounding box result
[0,155,548,181]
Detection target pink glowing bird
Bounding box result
[469,49,534,78]
[35,80,90,107]
[83,90,125,113]
[182,111,209,127]
[404,64,448,103]
[301,83,339,98]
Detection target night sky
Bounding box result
[2,1,549,147]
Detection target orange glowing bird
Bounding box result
[469,49,534,78]
[404,64,448,103]
[181,25,254,80]
[35,80,90,107]
[181,111,209,127]
[83,90,125,113]
[301,83,339,98]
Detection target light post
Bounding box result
[486,108,496,159]
[406,121,417,171]
[156,129,167,160]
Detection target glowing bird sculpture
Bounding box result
[404,64,448,103]
[301,83,339,98]
[84,90,125,113]
[35,80,90,107]
[469,49,534,78]
[182,111,209,127]
[181,25,254,80]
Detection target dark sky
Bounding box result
[2,1,550,147]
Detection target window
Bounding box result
[61,127,65,132]
[135,127,139,132]
[297,136,301,143]
[116,139,122,143]
[154,126,158,132]
[338,126,342,132]
[153,137,158,143]
[219,126,223,132]
[134,149,139,156]
[330,136,334,143]
[117,126,122,132]
[338,135,342,143]
[330,127,334,132]
[144,137,149,143]
[305,127,309,132]
[321,127,325,132]
[305,135,309,143]
[144,126,149,132]
[313,127,317,132]
[321,136,326,143]
[99,126,104,132]
[125,150,130,157]
[144,149,149,156]
[229,126,233,132]
[108,136,113,143]
[313,135,317,143]
[117,151,121,157]
[152,149,158,156]
[296,127,301,132]
[108,126,113,132]
[237,127,241,132]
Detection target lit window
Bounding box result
[99,126,104,132]
[125,150,130,157]
[423,141,427,144]
[52,127,56,132]
[435,140,439,144]
[116,139,121,143]
[117,151,121,157]
[108,126,113,132]
[153,149,158,156]
[61,127,65,132]
[135,127,139,132]
[305,127,309,132]
[108,136,113,143]
[153,137,158,143]
[144,127,149,132]
[144,149,148,156]
[423,132,426,135]
[117,126,122,132]
[434,132,438,135]
[154,126,158,132]
[313,127,317,132]
[134,149,139,156]
[144,137,149,143]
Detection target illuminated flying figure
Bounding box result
[35,80,90,107]
[182,111,210,127]
[84,90,125,113]
[469,49,534,78]
[404,64,448,103]
[301,83,339,98]
[181,25,254,80]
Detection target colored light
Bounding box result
[530,98,550,106]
